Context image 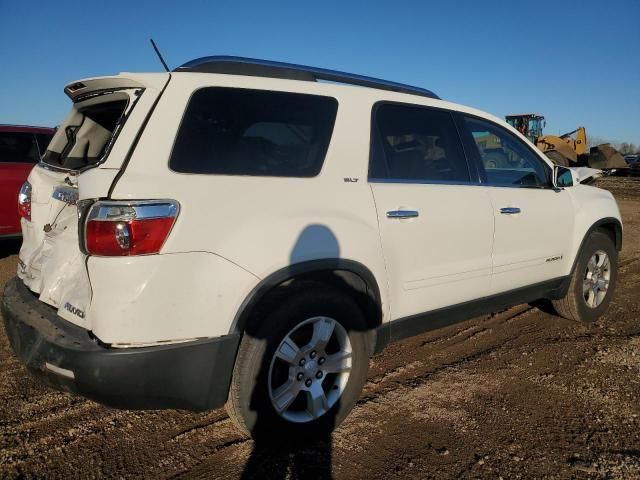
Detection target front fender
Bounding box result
[564,185,622,276]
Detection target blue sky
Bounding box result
[1,0,638,144]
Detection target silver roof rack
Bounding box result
[174,56,440,100]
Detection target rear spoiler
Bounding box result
[64,73,169,102]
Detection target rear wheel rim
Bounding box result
[268,316,352,423]
[583,250,611,308]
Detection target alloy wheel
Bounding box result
[268,316,352,423]
[583,250,611,308]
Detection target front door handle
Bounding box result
[500,207,521,215]
[386,210,419,219]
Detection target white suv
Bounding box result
[2,57,622,439]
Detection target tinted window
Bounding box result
[0,132,39,163]
[170,88,338,177]
[464,117,550,187]
[370,103,470,182]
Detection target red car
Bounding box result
[0,125,55,238]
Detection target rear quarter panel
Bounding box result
[107,74,390,339]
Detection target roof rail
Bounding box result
[174,56,440,100]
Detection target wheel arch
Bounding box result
[230,259,383,348]
[570,217,622,276]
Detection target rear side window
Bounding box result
[370,103,470,183]
[0,132,40,163]
[170,88,339,177]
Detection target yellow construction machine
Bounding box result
[505,113,626,169]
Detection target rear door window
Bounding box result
[169,88,338,177]
[369,103,471,183]
[0,132,40,163]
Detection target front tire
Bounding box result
[225,286,370,439]
[552,230,618,323]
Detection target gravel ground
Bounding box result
[1,177,639,479]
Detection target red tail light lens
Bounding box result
[18,181,32,221]
[85,201,178,256]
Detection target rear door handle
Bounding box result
[386,210,419,219]
[500,207,521,215]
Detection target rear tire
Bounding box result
[225,286,369,440]
[552,230,617,323]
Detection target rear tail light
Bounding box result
[18,181,32,221]
[84,200,179,256]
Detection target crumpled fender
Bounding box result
[570,167,604,184]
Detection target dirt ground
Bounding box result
[1,177,639,479]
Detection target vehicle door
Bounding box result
[368,103,494,321]
[459,115,575,294]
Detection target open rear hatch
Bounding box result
[18,73,169,329]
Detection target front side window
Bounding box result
[370,103,470,183]
[464,116,550,187]
[0,132,40,163]
[169,88,338,177]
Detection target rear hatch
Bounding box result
[18,73,169,328]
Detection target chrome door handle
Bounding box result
[500,207,521,215]
[386,210,419,219]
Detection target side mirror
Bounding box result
[554,165,576,187]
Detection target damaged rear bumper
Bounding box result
[2,277,240,411]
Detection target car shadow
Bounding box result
[0,238,21,260]
[239,224,376,479]
[240,436,333,479]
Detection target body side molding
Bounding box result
[374,276,569,352]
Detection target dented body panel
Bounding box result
[17,74,169,331]
[2,62,623,417]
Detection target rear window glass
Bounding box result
[0,132,40,163]
[169,88,338,177]
[43,98,128,170]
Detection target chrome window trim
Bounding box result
[368,176,556,190]
[37,161,73,174]
[479,183,556,190]
[368,177,481,186]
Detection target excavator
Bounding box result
[505,113,626,169]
